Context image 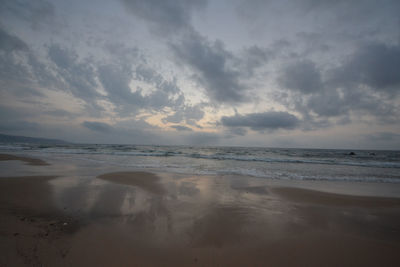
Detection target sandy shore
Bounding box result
[98,171,166,195]
[272,186,400,207]
[1,154,400,266]
[0,153,49,166]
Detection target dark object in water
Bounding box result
[349,152,356,156]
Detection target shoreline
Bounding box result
[0,153,49,166]
[2,148,399,184]
[1,154,400,266]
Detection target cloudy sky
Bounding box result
[0,0,399,149]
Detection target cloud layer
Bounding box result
[0,0,399,148]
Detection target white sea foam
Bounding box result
[1,143,399,183]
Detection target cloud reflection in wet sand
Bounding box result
[48,172,400,266]
[50,172,280,244]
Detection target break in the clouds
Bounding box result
[0,0,399,149]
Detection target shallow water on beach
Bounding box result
[1,144,399,183]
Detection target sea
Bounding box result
[1,143,399,183]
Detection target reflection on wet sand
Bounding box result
[50,172,400,266]
[98,172,166,195]
[0,153,49,166]
[272,186,400,207]
[1,165,400,266]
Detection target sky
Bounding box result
[0,0,399,149]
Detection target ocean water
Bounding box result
[1,143,399,183]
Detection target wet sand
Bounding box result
[98,171,166,195]
[1,154,400,266]
[272,186,400,207]
[0,153,49,166]
[0,175,79,266]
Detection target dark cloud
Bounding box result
[0,30,189,120]
[298,0,400,24]
[170,32,248,103]
[82,121,114,133]
[279,83,399,126]
[0,27,48,97]
[171,125,192,132]
[47,44,100,105]
[98,62,185,116]
[236,0,400,31]
[279,60,322,94]
[103,42,141,63]
[121,0,207,36]
[332,43,400,94]
[0,0,55,30]
[274,41,400,126]
[98,41,186,115]
[97,63,141,113]
[0,27,28,51]
[305,88,346,117]
[48,44,79,70]
[0,0,399,148]
[221,111,300,132]
[134,65,184,108]
[122,0,269,105]
[239,46,271,77]
[0,35,101,115]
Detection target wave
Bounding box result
[1,143,399,169]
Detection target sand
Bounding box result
[0,153,49,166]
[272,186,400,207]
[1,154,400,266]
[98,171,166,195]
[0,176,79,266]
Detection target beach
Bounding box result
[1,153,400,266]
